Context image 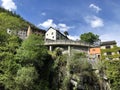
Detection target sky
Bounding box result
[0,0,120,45]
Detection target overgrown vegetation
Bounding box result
[101,45,120,60]
[104,60,120,90]
[0,7,120,90]
[0,31,120,90]
[0,33,53,90]
[0,7,40,31]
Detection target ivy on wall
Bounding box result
[101,45,120,60]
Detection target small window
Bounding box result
[118,50,120,54]
[92,49,95,51]
[47,34,48,36]
[52,36,54,38]
[51,32,54,35]
[107,52,111,55]
[57,36,59,39]
[23,32,26,35]
[109,58,113,60]
[106,46,111,49]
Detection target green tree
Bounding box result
[15,34,47,68]
[80,32,99,44]
[49,48,69,90]
[0,12,29,31]
[69,53,99,90]
[0,33,21,90]
[15,67,38,90]
[15,34,52,90]
[104,60,120,90]
[0,8,39,32]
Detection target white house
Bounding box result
[45,27,68,41]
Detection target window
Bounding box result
[107,52,111,55]
[23,32,26,35]
[8,30,11,33]
[119,57,120,59]
[109,58,113,60]
[56,36,59,39]
[51,32,54,35]
[106,46,111,49]
[52,36,54,38]
[118,50,120,54]
[92,49,95,51]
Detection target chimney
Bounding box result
[27,25,32,37]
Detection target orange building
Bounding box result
[89,48,101,55]
[89,47,101,60]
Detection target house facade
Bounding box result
[89,47,101,60]
[7,28,27,39]
[89,40,120,60]
[45,27,68,41]
[7,26,46,39]
[100,41,120,60]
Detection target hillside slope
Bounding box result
[0,7,40,32]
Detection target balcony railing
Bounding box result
[45,40,94,47]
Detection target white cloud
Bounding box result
[38,19,72,31]
[68,35,79,40]
[89,4,101,13]
[100,33,120,46]
[1,0,17,11]
[99,24,120,46]
[38,19,57,28]
[41,12,46,16]
[85,16,104,28]
[58,23,71,31]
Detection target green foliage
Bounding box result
[101,45,120,60]
[72,52,86,60]
[69,53,100,90]
[0,33,21,90]
[0,12,28,31]
[15,34,47,67]
[0,7,40,32]
[80,32,99,44]
[0,7,21,18]
[15,67,38,90]
[15,34,53,90]
[104,60,120,90]
[0,9,52,90]
[50,48,68,90]
[69,54,92,74]
[101,45,120,52]
[0,32,53,90]
[54,47,63,56]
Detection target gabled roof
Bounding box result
[21,26,46,34]
[101,40,117,46]
[31,26,46,34]
[47,27,69,39]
